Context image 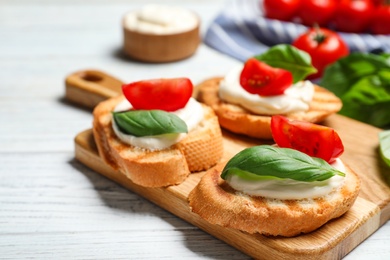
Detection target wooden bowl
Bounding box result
[122,8,200,63]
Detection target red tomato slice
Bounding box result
[122,78,193,112]
[271,115,344,163]
[239,58,293,96]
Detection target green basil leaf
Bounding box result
[113,110,188,137]
[380,53,390,61]
[338,74,390,127]
[379,130,390,168]
[320,53,390,127]
[221,145,345,182]
[254,44,317,83]
[321,52,390,97]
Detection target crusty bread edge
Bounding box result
[188,161,361,237]
[196,77,343,139]
[92,95,223,188]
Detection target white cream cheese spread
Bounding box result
[112,98,204,150]
[219,64,315,115]
[225,158,346,200]
[123,4,198,34]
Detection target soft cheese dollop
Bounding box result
[123,4,198,34]
[219,65,315,115]
[112,98,204,150]
[225,159,346,200]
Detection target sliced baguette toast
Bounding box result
[188,161,360,237]
[93,95,223,188]
[196,77,342,139]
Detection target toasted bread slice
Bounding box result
[188,161,360,237]
[196,77,342,139]
[93,95,223,187]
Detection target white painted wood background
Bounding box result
[0,0,389,259]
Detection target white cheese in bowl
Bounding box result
[122,4,200,62]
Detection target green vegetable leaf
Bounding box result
[221,145,344,182]
[320,53,390,128]
[113,110,188,137]
[379,130,390,168]
[381,53,390,61]
[321,52,390,96]
[254,44,317,83]
[338,75,390,127]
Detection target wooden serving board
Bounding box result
[67,70,390,259]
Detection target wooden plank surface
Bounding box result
[0,1,251,258]
[70,69,390,258]
[2,1,390,258]
[324,117,390,225]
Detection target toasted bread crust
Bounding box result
[196,77,342,139]
[93,95,223,187]
[188,162,360,237]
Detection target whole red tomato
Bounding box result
[370,4,390,34]
[240,58,293,96]
[333,0,374,33]
[263,0,301,21]
[122,78,193,111]
[292,27,349,79]
[371,0,383,6]
[297,0,337,26]
[271,115,344,163]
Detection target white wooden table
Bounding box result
[1,0,389,259]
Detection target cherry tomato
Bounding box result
[292,27,349,79]
[333,0,374,33]
[240,58,293,96]
[122,78,193,111]
[271,115,344,163]
[370,4,390,34]
[370,0,383,6]
[263,0,301,21]
[297,0,337,27]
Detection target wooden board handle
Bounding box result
[65,69,124,109]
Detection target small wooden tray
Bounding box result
[67,70,390,259]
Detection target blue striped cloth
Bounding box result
[204,0,390,62]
